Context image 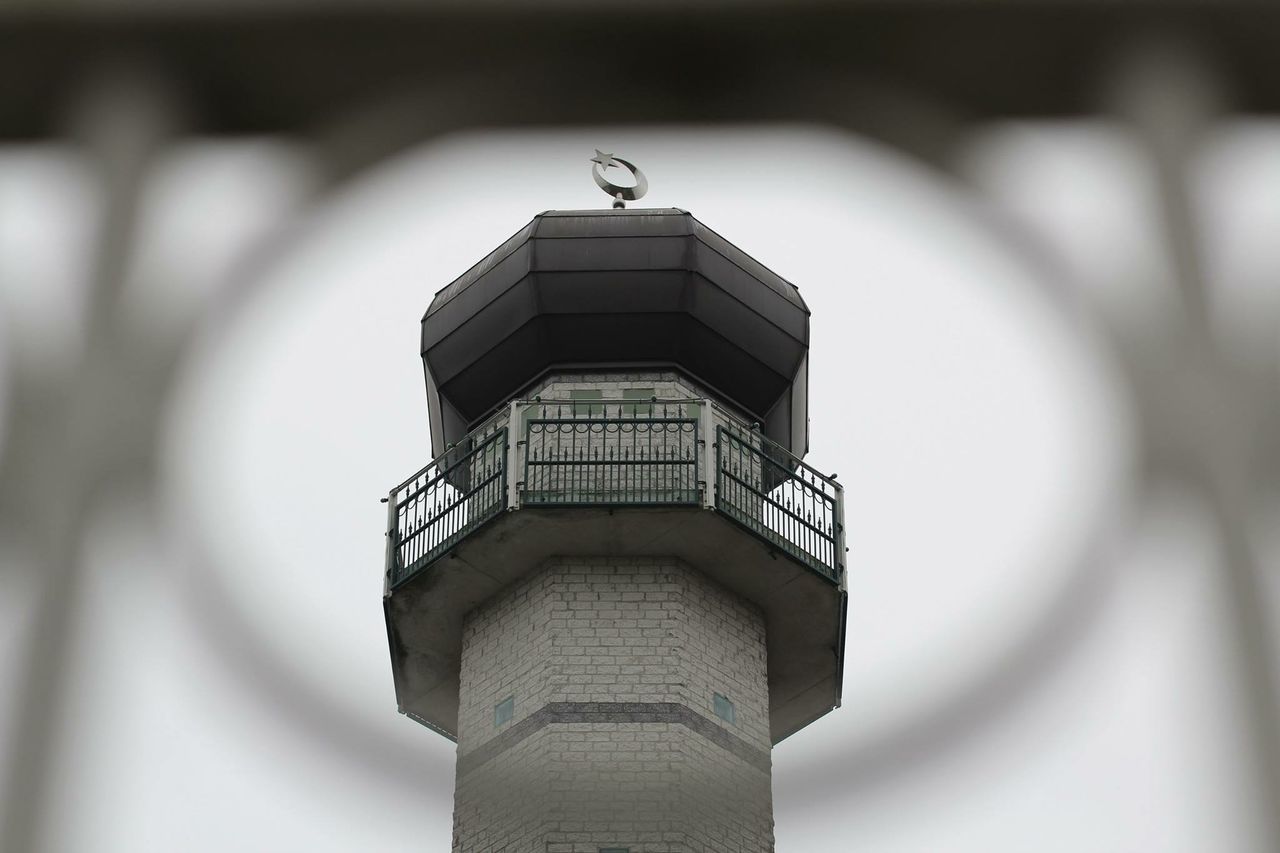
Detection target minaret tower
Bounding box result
[383,156,846,853]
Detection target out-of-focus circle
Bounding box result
[162,126,1130,790]
[0,149,99,480]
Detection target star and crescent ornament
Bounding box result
[590,149,648,208]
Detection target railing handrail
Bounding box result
[520,396,702,404]
[526,415,699,425]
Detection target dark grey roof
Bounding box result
[421,207,811,458]
[425,209,807,321]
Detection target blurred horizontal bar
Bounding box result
[3,3,1280,140]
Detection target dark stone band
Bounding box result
[457,701,771,776]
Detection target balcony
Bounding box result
[384,398,844,591]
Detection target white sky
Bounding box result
[3,122,1277,851]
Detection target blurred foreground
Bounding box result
[2,2,1279,851]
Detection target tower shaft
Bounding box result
[453,558,773,852]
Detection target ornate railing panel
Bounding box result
[716,424,842,582]
[522,401,701,506]
[387,424,508,588]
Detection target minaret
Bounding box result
[383,157,846,852]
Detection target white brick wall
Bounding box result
[453,558,773,852]
[529,370,703,403]
[523,370,753,425]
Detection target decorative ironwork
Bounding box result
[716,423,842,582]
[522,401,700,506]
[385,398,843,587]
[387,422,508,588]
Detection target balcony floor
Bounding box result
[385,503,844,744]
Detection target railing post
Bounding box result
[699,399,715,509]
[383,488,399,594]
[506,400,521,511]
[833,480,846,586]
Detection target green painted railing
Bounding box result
[522,400,701,507]
[386,418,508,588]
[385,398,843,589]
[714,422,842,583]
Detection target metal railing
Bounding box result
[386,419,508,588]
[386,397,843,588]
[522,400,701,506]
[716,423,843,583]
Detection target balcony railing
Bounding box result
[715,423,842,583]
[523,400,701,506]
[386,415,508,588]
[385,398,844,589]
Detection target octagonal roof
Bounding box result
[421,208,811,459]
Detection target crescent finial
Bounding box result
[590,150,648,209]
